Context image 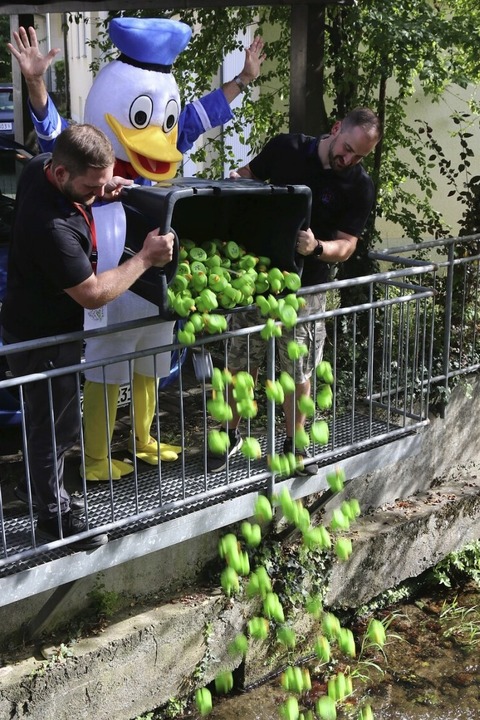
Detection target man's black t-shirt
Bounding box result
[249,133,375,286]
[1,154,94,340]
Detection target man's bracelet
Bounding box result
[233,75,247,92]
[312,239,324,258]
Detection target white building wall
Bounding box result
[31,12,107,122]
[30,14,65,93]
[182,25,255,178]
[376,82,480,245]
[223,27,255,173]
[66,12,109,124]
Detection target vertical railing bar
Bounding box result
[442,243,455,396]
[426,270,438,409]
[246,329,254,482]
[75,369,89,521]
[395,298,405,413]
[46,376,63,539]
[419,293,429,419]
[386,294,394,431]
[471,259,480,362]
[265,332,276,498]
[402,301,411,426]
[381,282,390,403]
[152,353,164,507]
[350,312,357,444]
[102,363,120,520]
[458,262,467,366]
[127,359,140,516]
[330,315,338,448]
[176,344,187,499]
[366,281,375,430]
[410,298,420,419]
[18,384,37,548]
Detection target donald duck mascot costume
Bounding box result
[9,18,264,481]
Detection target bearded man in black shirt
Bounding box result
[1,124,174,548]
[208,107,382,475]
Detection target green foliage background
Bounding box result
[0,15,12,80]
[78,1,480,248]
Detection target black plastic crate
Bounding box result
[121,177,312,313]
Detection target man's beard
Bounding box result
[328,149,346,174]
[327,137,348,174]
[62,179,95,205]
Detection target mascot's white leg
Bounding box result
[82,380,134,481]
[128,373,182,463]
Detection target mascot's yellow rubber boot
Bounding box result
[128,373,182,464]
[82,380,134,481]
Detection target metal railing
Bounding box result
[0,230,477,611]
[3,226,479,604]
[0,260,439,590]
[371,232,480,406]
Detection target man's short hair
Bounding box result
[341,107,383,142]
[51,124,115,178]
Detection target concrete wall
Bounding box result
[0,525,223,648]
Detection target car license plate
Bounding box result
[0,122,13,131]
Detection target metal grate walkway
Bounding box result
[0,412,414,580]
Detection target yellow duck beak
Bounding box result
[106,113,182,182]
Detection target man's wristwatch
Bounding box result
[233,75,247,92]
[312,239,324,258]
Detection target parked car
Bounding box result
[0,84,14,145]
[0,222,22,426]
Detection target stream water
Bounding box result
[180,582,479,720]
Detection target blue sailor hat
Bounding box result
[109,17,192,71]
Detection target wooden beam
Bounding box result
[305,4,329,135]
[10,13,34,146]
[289,4,308,133]
[0,0,345,13]
[290,4,329,135]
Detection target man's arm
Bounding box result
[229,164,256,180]
[221,36,265,103]
[8,25,67,153]
[177,37,265,154]
[8,26,60,120]
[65,228,174,310]
[296,228,358,263]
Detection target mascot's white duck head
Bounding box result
[84,17,191,182]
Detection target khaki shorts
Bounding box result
[228,292,327,384]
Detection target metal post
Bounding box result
[441,244,455,418]
[26,579,79,641]
[265,335,276,497]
